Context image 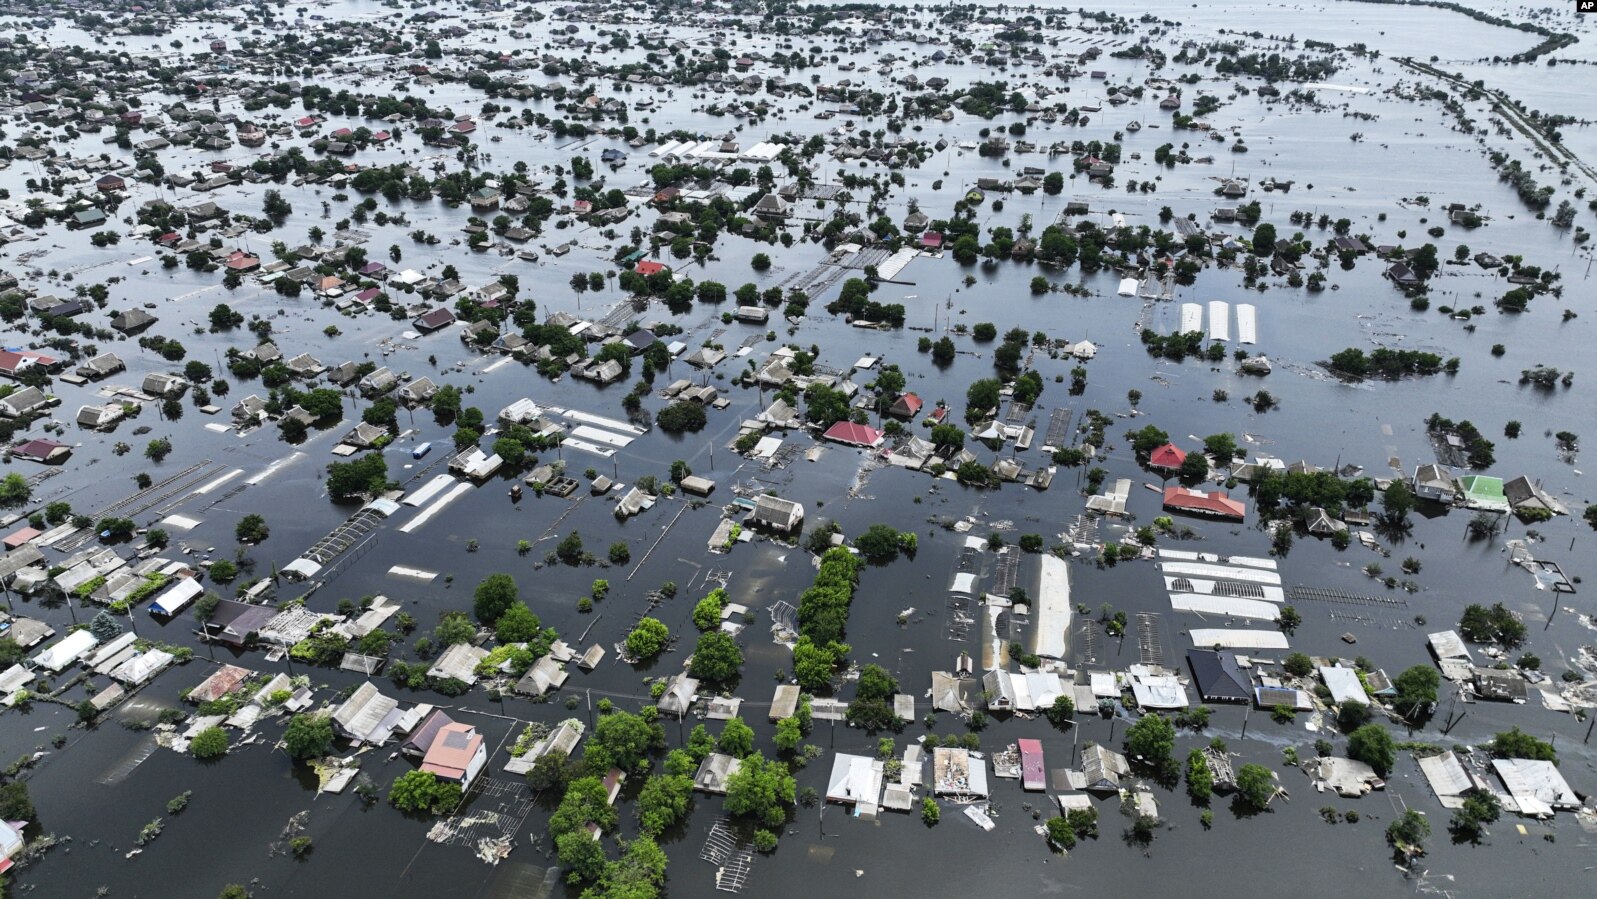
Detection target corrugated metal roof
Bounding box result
[1190,629,1289,650]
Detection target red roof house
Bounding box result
[821,421,884,449]
[1148,442,1187,471]
[420,722,487,788]
[920,230,944,249]
[1018,738,1046,791]
[2,527,40,550]
[887,392,923,419]
[1162,486,1245,521]
[0,352,36,379]
[634,260,667,276]
[11,439,70,464]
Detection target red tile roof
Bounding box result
[420,722,483,782]
[634,260,666,276]
[1149,442,1187,469]
[1162,486,1245,520]
[822,421,884,448]
[889,392,923,417]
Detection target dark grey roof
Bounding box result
[1187,649,1252,702]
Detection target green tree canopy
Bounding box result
[625,617,670,661]
[689,631,743,683]
[584,711,662,773]
[282,713,334,760]
[1235,763,1276,810]
[473,573,519,624]
[636,774,693,837]
[717,717,755,758]
[1124,713,1176,770]
[1347,724,1396,776]
[389,769,462,815]
[723,752,794,828]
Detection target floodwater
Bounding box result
[0,0,1594,896]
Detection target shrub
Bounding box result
[190,726,228,759]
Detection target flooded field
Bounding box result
[0,0,1592,896]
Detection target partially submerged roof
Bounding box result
[1187,649,1252,702]
[420,722,484,782]
[333,681,400,744]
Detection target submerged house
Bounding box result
[1162,486,1245,521]
[420,722,487,788]
[747,495,804,533]
[1187,649,1252,704]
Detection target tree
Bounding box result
[0,782,34,822]
[1346,724,1395,776]
[690,631,743,682]
[1381,480,1415,524]
[556,531,585,565]
[555,830,606,883]
[774,717,803,752]
[494,603,543,644]
[1449,788,1500,844]
[1045,815,1076,849]
[1252,223,1277,255]
[218,887,250,899]
[325,454,388,501]
[855,664,898,702]
[718,717,755,757]
[931,336,956,365]
[1386,809,1431,855]
[965,378,1001,414]
[1283,652,1314,677]
[585,710,661,773]
[1337,699,1372,733]
[693,589,726,631]
[1124,713,1176,771]
[191,726,228,759]
[1458,602,1527,648]
[724,752,794,827]
[1278,605,1302,635]
[1203,432,1238,461]
[0,473,28,506]
[1185,749,1213,804]
[1487,727,1556,762]
[854,524,904,563]
[625,618,670,660]
[434,612,476,647]
[209,303,245,330]
[1392,665,1440,720]
[89,610,123,642]
[1178,452,1209,483]
[657,401,707,433]
[1045,695,1075,729]
[922,798,941,825]
[636,773,693,836]
[1235,763,1276,810]
[235,514,269,544]
[791,636,845,691]
[551,775,620,841]
[589,836,668,894]
[473,573,519,624]
[1127,424,1171,458]
[282,714,334,760]
[527,753,575,794]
